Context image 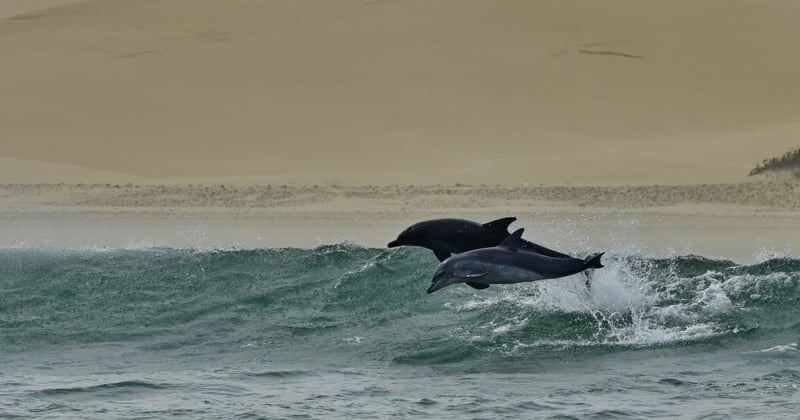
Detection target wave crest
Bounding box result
[1,246,797,365]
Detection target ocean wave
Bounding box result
[1,246,798,365]
[33,380,172,397]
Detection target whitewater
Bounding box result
[1,244,799,418]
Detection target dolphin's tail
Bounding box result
[584,252,604,269]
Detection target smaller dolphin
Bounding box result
[387,217,571,262]
[427,228,603,293]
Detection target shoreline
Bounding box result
[1,180,797,263]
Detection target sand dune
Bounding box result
[2,0,799,185]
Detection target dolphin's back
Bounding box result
[462,248,588,279]
[517,239,572,259]
[427,219,502,255]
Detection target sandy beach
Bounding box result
[1,0,799,261]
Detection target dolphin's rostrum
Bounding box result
[427,228,603,293]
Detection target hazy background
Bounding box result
[2,0,799,185]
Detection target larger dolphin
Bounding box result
[387,217,571,261]
[427,228,603,293]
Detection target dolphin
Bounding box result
[427,228,603,293]
[387,217,572,262]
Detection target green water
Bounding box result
[1,246,799,418]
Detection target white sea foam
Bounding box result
[446,253,744,348]
[753,246,795,264]
[505,322,726,350]
[757,343,798,353]
[448,255,655,314]
[342,336,367,345]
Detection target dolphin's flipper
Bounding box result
[498,228,525,250]
[433,249,451,262]
[482,217,517,233]
[466,282,490,290]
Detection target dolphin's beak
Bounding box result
[427,270,449,293]
[387,239,401,248]
[426,280,445,294]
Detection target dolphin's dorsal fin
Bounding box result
[432,248,451,262]
[499,228,525,250]
[482,217,517,233]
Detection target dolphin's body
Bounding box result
[427,228,603,293]
[387,217,571,262]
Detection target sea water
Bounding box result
[1,245,799,418]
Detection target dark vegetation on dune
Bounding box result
[749,147,800,177]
